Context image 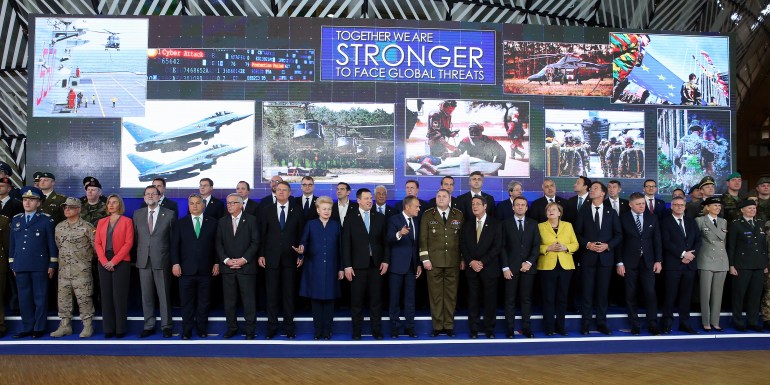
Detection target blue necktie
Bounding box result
[279,205,286,230]
[364,211,370,233]
[26,214,31,224]
[578,196,584,210]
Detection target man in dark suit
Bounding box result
[457,171,495,220]
[660,196,702,334]
[332,182,358,227]
[394,180,429,218]
[496,180,523,221]
[295,176,319,221]
[563,176,591,224]
[501,196,540,338]
[199,178,225,219]
[607,180,630,216]
[171,193,219,339]
[258,181,304,339]
[374,185,396,219]
[134,185,176,338]
[258,175,283,212]
[643,179,667,220]
[575,182,622,335]
[461,196,502,339]
[341,188,389,340]
[528,178,567,224]
[216,193,260,339]
[9,187,57,338]
[727,200,768,332]
[0,177,23,218]
[426,176,461,211]
[138,178,179,218]
[386,195,421,338]
[237,181,259,217]
[617,192,663,335]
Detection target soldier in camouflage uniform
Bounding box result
[51,197,96,338]
[80,177,107,227]
[752,177,770,223]
[720,172,746,223]
[597,139,609,177]
[673,123,703,187]
[574,136,591,176]
[604,137,624,178]
[763,216,770,329]
[545,136,561,177]
[419,189,464,336]
[618,136,645,178]
[36,172,66,224]
[559,134,583,177]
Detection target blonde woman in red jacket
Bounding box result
[94,194,134,338]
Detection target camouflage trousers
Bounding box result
[57,272,94,320]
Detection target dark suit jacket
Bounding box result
[171,214,218,275]
[341,209,389,269]
[660,215,702,272]
[457,191,495,220]
[331,200,359,227]
[0,198,23,219]
[374,204,397,220]
[527,196,567,224]
[619,210,662,269]
[495,198,518,221]
[242,198,259,217]
[203,196,226,219]
[216,213,260,275]
[607,198,630,215]
[258,200,304,268]
[386,213,419,275]
[501,216,540,274]
[295,195,319,221]
[563,194,589,224]
[394,198,428,224]
[141,197,179,218]
[645,197,667,221]
[257,193,276,213]
[575,202,623,267]
[460,216,502,271]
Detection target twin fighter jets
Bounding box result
[125,111,251,182]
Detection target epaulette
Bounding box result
[13,213,23,218]
[39,212,51,217]
[424,207,437,214]
[450,207,462,214]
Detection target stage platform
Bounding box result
[1,311,768,358]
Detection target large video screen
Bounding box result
[27,16,736,203]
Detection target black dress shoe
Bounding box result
[245,333,255,340]
[373,331,384,340]
[712,325,724,332]
[32,331,46,338]
[390,332,399,339]
[287,333,296,340]
[223,329,238,339]
[648,326,660,336]
[764,321,770,331]
[735,324,747,332]
[522,328,534,338]
[352,334,361,340]
[163,329,173,338]
[506,330,515,339]
[545,331,554,336]
[0,331,6,339]
[750,325,763,333]
[580,326,589,335]
[445,329,455,337]
[431,329,441,337]
[485,332,495,339]
[322,333,331,340]
[198,331,208,338]
[104,333,115,339]
[140,329,155,338]
[631,326,641,335]
[115,333,126,339]
[678,324,698,334]
[597,325,612,335]
[661,327,671,334]
[182,333,191,340]
[405,329,417,338]
[556,328,568,336]
[469,331,478,339]
[313,334,321,340]
[265,330,277,340]
[13,331,32,339]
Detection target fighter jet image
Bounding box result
[127,144,246,182]
[124,111,252,153]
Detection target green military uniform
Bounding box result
[80,200,107,227]
[727,207,768,330]
[685,198,704,219]
[618,146,644,178]
[419,206,463,332]
[560,146,582,177]
[762,219,770,326]
[720,193,743,223]
[54,217,95,322]
[545,140,561,177]
[756,197,770,223]
[605,142,624,178]
[597,140,609,177]
[41,191,67,224]
[0,215,10,336]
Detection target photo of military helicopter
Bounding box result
[503,41,613,96]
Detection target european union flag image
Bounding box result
[611,33,730,106]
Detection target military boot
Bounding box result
[51,318,72,337]
[80,318,93,338]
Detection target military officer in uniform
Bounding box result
[36,172,67,224]
[0,208,9,338]
[721,172,745,223]
[753,176,770,222]
[419,189,464,337]
[686,176,714,218]
[9,187,58,338]
[80,177,107,227]
[51,197,96,338]
[727,199,768,332]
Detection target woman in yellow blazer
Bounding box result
[538,202,579,336]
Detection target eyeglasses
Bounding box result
[144,193,159,197]
[226,201,242,205]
